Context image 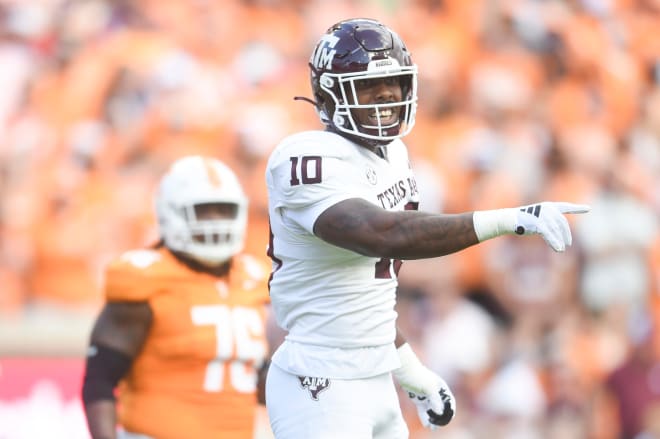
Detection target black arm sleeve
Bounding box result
[81,344,133,404]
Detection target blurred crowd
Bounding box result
[0,0,659,438]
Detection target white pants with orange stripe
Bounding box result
[266,363,409,439]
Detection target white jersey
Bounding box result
[265,130,420,379]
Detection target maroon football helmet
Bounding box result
[308,18,418,145]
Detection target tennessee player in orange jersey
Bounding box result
[82,155,281,439]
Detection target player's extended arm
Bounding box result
[313,199,590,258]
[82,302,153,439]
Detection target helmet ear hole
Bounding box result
[320,76,334,88]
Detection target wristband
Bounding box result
[472,209,518,242]
[393,343,438,395]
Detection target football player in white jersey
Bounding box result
[264,18,590,439]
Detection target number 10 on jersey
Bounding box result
[290,156,323,186]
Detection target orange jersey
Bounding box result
[104,247,270,439]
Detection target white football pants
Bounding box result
[266,363,409,439]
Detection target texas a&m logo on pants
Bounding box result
[298,376,331,401]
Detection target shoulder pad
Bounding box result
[104,249,168,302]
[273,130,356,160]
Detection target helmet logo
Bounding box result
[311,34,339,70]
[203,158,222,187]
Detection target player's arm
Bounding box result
[314,198,476,258]
[314,198,590,258]
[82,302,153,439]
[393,327,455,429]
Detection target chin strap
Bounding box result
[295,95,329,124]
[293,96,318,106]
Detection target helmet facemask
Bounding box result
[178,202,245,265]
[321,62,418,143]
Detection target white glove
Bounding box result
[392,343,456,429]
[473,201,591,252]
[408,388,455,430]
